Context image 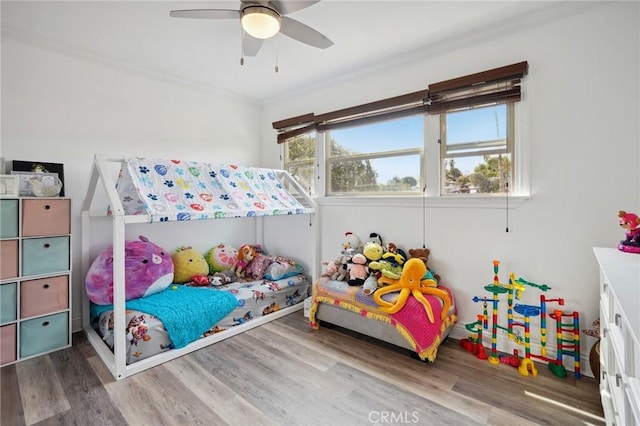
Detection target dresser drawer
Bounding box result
[22,199,70,237]
[0,282,17,324]
[20,276,68,318]
[22,237,70,276]
[0,199,19,238]
[0,324,16,364]
[20,312,68,358]
[0,240,18,279]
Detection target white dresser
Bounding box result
[594,247,640,426]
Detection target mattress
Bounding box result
[93,274,310,364]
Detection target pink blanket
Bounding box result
[309,278,457,361]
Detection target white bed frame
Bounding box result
[81,155,318,380]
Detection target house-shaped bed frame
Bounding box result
[81,155,317,380]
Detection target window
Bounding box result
[325,115,423,195]
[440,103,514,195]
[275,62,528,201]
[284,132,316,196]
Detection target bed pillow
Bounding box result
[264,256,304,280]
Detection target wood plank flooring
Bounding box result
[1,311,604,426]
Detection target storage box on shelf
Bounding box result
[594,247,640,426]
[0,197,72,366]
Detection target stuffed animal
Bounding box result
[408,247,441,282]
[231,244,272,278]
[85,235,174,305]
[618,210,640,253]
[342,231,363,255]
[211,270,237,286]
[332,254,351,281]
[172,246,209,283]
[205,243,238,273]
[348,253,368,286]
[363,232,385,264]
[362,273,379,295]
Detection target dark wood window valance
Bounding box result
[273,61,528,144]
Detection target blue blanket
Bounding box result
[91,285,239,349]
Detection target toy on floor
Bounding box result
[617,210,640,253]
[463,260,581,379]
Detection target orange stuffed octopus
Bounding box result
[373,257,451,323]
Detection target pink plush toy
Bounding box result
[618,210,640,254]
[85,235,174,305]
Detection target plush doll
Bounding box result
[363,233,385,264]
[342,231,363,255]
[172,246,209,283]
[332,254,351,281]
[348,253,368,286]
[205,243,238,274]
[231,244,256,278]
[408,247,441,282]
[85,235,174,305]
[618,210,640,253]
[362,273,379,295]
[373,258,452,323]
[211,270,237,286]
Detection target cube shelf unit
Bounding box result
[0,197,72,365]
[594,247,640,426]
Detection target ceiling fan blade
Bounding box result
[280,16,333,49]
[269,1,320,15]
[243,34,264,57]
[169,9,240,19]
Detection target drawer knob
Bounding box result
[45,205,51,210]
[43,283,50,289]
[44,243,50,248]
[42,321,50,327]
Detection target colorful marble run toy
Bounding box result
[462,261,581,379]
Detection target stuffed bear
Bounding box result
[85,235,174,305]
[408,247,441,282]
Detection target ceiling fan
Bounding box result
[169,1,333,60]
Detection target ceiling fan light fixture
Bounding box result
[241,6,282,39]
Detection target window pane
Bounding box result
[446,104,507,145]
[329,154,421,193]
[442,154,511,194]
[328,115,423,156]
[285,162,315,196]
[286,134,315,162]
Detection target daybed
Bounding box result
[81,156,317,380]
[309,277,457,361]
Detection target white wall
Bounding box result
[1,38,263,329]
[262,1,640,372]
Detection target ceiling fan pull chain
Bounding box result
[275,38,279,73]
[240,25,245,66]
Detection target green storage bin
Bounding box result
[0,283,17,324]
[20,312,68,357]
[0,200,19,238]
[22,237,70,276]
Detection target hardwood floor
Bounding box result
[1,311,604,426]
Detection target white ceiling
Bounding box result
[1,1,588,104]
